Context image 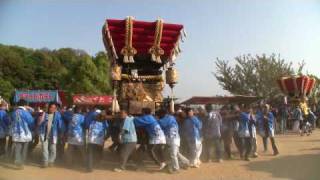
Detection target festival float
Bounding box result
[102,17,185,114]
[277,75,316,115]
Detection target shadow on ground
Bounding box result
[246,153,320,180]
[0,146,164,174]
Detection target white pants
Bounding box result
[188,140,202,165]
[293,121,300,132]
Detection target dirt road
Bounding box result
[1,130,320,180]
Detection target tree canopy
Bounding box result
[214,54,306,100]
[0,44,112,102]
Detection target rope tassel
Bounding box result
[149,18,164,64]
[121,16,136,64]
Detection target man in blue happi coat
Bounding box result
[38,102,65,168]
[257,104,279,156]
[65,106,86,167]
[182,108,202,168]
[238,105,252,161]
[158,108,189,173]
[134,108,167,170]
[0,101,10,156]
[10,100,35,169]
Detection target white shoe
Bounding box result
[114,168,123,172]
[159,162,167,170]
[190,164,200,168]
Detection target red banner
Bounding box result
[72,95,113,105]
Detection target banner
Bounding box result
[14,90,61,103]
[72,95,113,105]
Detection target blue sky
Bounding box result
[1,0,320,100]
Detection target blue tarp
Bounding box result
[14,90,61,103]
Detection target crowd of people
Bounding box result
[275,103,318,136]
[0,99,317,174]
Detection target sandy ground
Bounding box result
[1,130,320,180]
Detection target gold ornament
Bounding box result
[166,67,178,85]
[111,64,122,81]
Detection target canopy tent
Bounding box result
[14,90,62,104]
[181,95,260,105]
[72,95,113,106]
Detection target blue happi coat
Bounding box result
[182,116,202,144]
[256,109,264,134]
[120,116,137,143]
[238,112,250,138]
[257,111,275,137]
[62,110,73,128]
[159,114,180,146]
[10,107,35,142]
[38,111,65,144]
[134,114,166,144]
[88,120,108,145]
[0,109,10,138]
[67,113,85,145]
[85,110,99,129]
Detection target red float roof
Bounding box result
[277,75,316,98]
[102,18,184,63]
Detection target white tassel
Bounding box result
[156,56,162,63]
[170,54,176,62]
[112,98,120,113]
[129,56,135,63]
[151,54,156,62]
[112,89,120,113]
[170,98,175,113]
[123,55,129,63]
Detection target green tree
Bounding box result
[214,54,298,99]
[0,78,14,101]
[0,44,112,104]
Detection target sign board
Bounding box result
[73,95,113,105]
[14,90,61,103]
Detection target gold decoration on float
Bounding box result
[166,67,178,85]
[111,64,122,81]
[120,82,165,102]
[121,74,164,81]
